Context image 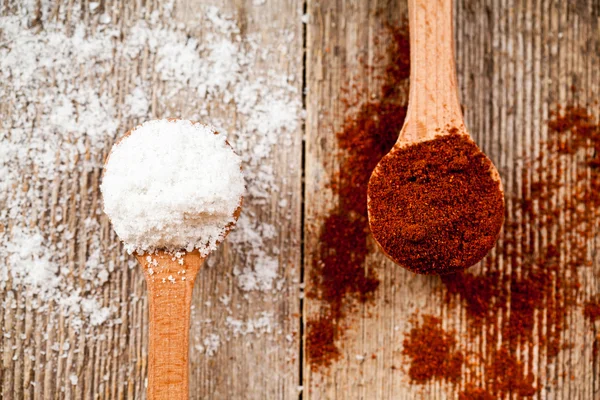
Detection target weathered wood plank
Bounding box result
[304,2,423,399]
[304,0,600,398]
[3,0,600,398]
[0,0,303,399]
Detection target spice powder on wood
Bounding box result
[401,315,464,384]
[306,24,410,370]
[404,104,600,398]
[368,131,504,275]
[306,17,599,398]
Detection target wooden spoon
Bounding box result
[134,208,240,400]
[103,121,242,399]
[135,250,205,400]
[367,0,504,273]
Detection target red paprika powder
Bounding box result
[402,315,464,384]
[306,17,599,398]
[306,25,410,370]
[425,104,600,398]
[584,298,600,323]
[459,385,495,400]
[368,131,504,275]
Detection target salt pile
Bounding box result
[101,119,245,255]
[0,0,301,335]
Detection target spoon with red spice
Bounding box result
[367,0,505,275]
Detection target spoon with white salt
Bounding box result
[101,119,245,400]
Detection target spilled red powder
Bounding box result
[305,17,598,394]
[305,317,340,369]
[368,132,504,275]
[584,298,600,322]
[442,271,504,325]
[487,348,536,397]
[402,315,463,384]
[405,104,600,397]
[458,385,495,400]
[306,25,410,370]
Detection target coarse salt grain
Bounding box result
[1,0,300,342]
[101,120,245,255]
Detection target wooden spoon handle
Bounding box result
[145,275,194,399]
[137,252,205,400]
[403,0,463,143]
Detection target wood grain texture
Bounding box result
[0,0,303,399]
[2,0,600,399]
[180,1,304,398]
[136,251,206,400]
[304,0,600,399]
[402,0,463,143]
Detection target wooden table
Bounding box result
[1,0,599,399]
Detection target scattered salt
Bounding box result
[225,312,273,337]
[1,0,300,347]
[203,334,221,357]
[101,120,245,255]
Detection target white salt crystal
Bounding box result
[225,312,274,337]
[101,120,245,255]
[1,0,300,333]
[203,334,221,357]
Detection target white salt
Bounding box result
[1,0,300,333]
[101,120,245,255]
[203,334,221,357]
[225,312,273,337]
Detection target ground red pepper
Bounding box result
[402,315,463,384]
[306,25,410,370]
[305,17,599,396]
[305,316,340,368]
[584,298,600,322]
[487,348,536,397]
[458,385,495,400]
[407,104,600,398]
[368,132,504,275]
